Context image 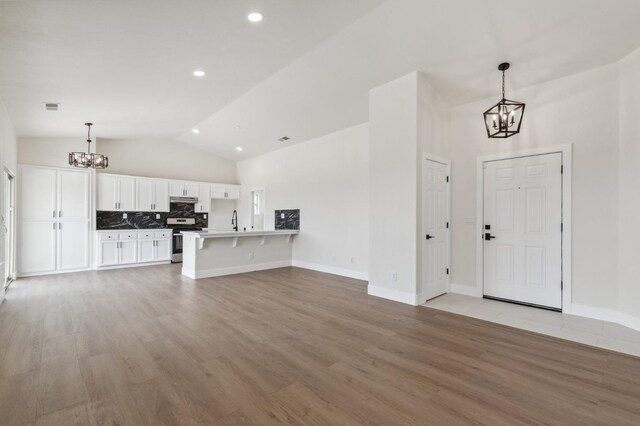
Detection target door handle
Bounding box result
[484,233,496,240]
[425,234,435,240]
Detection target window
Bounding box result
[253,191,261,215]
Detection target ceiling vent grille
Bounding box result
[278,136,290,142]
[44,103,61,111]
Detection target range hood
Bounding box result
[170,196,198,204]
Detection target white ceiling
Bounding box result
[3,0,640,161]
[0,0,386,139]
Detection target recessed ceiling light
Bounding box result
[193,70,206,77]
[247,12,263,22]
[192,128,200,134]
[236,146,243,151]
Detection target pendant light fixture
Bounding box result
[68,123,109,169]
[483,63,525,138]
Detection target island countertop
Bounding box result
[180,230,299,239]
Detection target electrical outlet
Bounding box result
[280,213,285,219]
[155,213,160,219]
[392,272,398,281]
[204,214,207,219]
[122,213,127,219]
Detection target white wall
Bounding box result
[0,101,18,303]
[19,137,237,183]
[618,47,640,320]
[236,123,369,280]
[449,64,621,311]
[369,73,420,301]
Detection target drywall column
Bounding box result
[368,72,421,304]
[618,48,640,324]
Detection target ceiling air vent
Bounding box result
[278,136,290,142]
[44,103,60,111]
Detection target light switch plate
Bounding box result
[123,213,127,219]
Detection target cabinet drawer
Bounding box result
[98,232,119,241]
[139,231,155,239]
[118,232,138,240]
[155,231,172,239]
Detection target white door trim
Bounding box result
[475,144,572,313]
[422,153,451,301]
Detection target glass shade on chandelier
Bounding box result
[69,123,109,169]
[483,63,525,139]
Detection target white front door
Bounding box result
[483,153,562,310]
[422,158,449,301]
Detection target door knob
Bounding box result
[484,233,496,241]
[425,234,435,240]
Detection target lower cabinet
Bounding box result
[97,230,172,268]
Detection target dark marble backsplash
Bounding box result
[96,202,208,230]
[275,209,300,230]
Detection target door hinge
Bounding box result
[446,176,449,182]
[561,223,564,232]
[561,165,564,174]
[446,222,449,228]
[446,268,449,275]
[561,280,564,290]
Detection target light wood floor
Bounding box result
[1,266,639,425]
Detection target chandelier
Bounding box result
[68,123,108,169]
[483,63,525,138]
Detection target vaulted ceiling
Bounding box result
[2,0,640,160]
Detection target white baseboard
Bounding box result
[292,260,368,281]
[367,285,420,306]
[449,283,482,297]
[183,260,293,279]
[18,267,92,278]
[96,261,172,271]
[571,303,640,332]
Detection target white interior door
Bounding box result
[483,153,562,310]
[422,158,449,301]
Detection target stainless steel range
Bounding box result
[167,218,202,263]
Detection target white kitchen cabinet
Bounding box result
[96,230,172,268]
[57,221,90,271]
[154,180,170,212]
[97,174,136,211]
[119,240,138,264]
[19,166,91,276]
[185,182,199,198]
[169,180,199,198]
[19,221,57,274]
[98,240,119,267]
[210,183,241,200]
[136,178,169,212]
[156,238,172,261]
[137,238,155,263]
[225,185,241,200]
[196,183,211,212]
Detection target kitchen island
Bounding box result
[180,230,299,279]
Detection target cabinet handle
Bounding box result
[59,210,62,217]
[153,203,156,210]
[53,210,56,218]
[58,223,62,230]
[53,222,55,230]
[115,202,117,210]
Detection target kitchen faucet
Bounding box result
[231,210,238,232]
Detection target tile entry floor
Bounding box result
[424,293,640,357]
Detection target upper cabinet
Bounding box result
[97,174,135,211]
[136,178,169,212]
[195,183,211,213]
[169,180,199,198]
[97,173,239,211]
[211,183,241,200]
